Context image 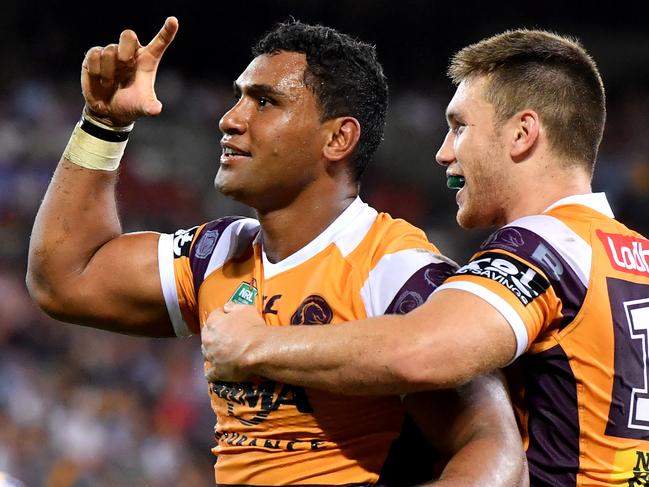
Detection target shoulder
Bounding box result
[170,216,260,261]
[479,214,591,287]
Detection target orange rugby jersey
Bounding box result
[435,193,649,486]
[158,198,457,486]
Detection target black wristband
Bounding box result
[79,117,131,142]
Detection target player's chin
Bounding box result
[214,171,237,196]
[456,204,481,230]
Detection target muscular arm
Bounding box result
[26,18,179,337]
[411,373,527,486]
[202,288,518,393]
[27,160,171,335]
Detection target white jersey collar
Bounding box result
[543,192,614,218]
[261,197,373,278]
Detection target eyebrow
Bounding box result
[233,81,286,99]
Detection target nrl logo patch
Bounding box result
[229,281,258,305]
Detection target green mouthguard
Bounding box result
[447,175,465,190]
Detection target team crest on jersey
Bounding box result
[597,230,649,277]
[456,252,550,305]
[480,227,525,252]
[291,295,333,325]
[392,290,424,314]
[173,226,199,258]
[194,230,219,259]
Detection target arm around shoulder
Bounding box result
[240,287,519,393]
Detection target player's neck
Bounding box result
[256,186,358,263]
[503,165,592,224]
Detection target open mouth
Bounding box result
[446,175,465,190]
[222,147,251,158]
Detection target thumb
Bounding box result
[143,98,162,116]
[224,301,252,313]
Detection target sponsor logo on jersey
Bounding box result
[263,294,282,315]
[530,242,564,281]
[456,252,550,305]
[629,449,649,485]
[194,229,219,259]
[291,295,333,325]
[597,230,649,277]
[211,380,313,426]
[173,226,199,258]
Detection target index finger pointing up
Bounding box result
[146,16,179,59]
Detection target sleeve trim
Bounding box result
[360,249,446,317]
[434,280,528,361]
[158,233,193,337]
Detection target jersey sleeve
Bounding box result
[361,220,459,317]
[157,217,252,336]
[434,216,591,359]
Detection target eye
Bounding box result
[258,96,273,108]
[450,123,466,135]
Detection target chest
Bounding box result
[196,251,367,328]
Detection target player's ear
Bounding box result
[510,110,540,161]
[323,117,361,162]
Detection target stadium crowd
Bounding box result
[1,62,648,485]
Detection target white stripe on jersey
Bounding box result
[506,215,592,287]
[262,197,378,279]
[360,249,449,317]
[158,233,192,337]
[433,280,529,360]
[203,218,260,280]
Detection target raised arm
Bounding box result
[26,18,179,337]
[201,288,517,393]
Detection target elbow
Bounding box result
[391,346,481,391]
[25,268,70,321]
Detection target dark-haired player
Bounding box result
[27,18,525,485]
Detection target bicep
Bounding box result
[62,231,173,336]
[402,288,519,387]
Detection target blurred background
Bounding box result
[1,1,648,485]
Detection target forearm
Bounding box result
[250,315,414,394]
[424,439,527,487]
[427,430,527,487]
[247,310,474,394]
[410,374,528,487]
[205,291,516,394]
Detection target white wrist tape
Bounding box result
[62,111,134,171]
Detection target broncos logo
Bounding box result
[290,295,333,325]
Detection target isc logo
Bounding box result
[598,231,649,277]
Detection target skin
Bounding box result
[26,18,527,485]
[199,75,594,393]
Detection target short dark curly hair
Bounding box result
[253,19,388,182]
